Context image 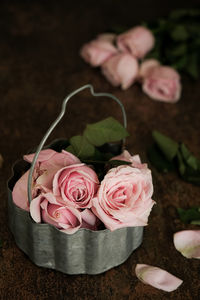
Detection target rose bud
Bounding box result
[140,60,181,103]
[92,164,155,231]
[117,26,155,59]
[30,192,82,234]
[53,164,99,209]
[101,52,139,90]
[80,34,118,67]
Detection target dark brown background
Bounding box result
[0,1,200,299]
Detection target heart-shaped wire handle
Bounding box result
[27,84,127,204]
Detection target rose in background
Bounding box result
[92,151,155,231]
[80,25,182,103]
[101,52,139,90]
[140,59,181,103]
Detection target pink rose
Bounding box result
[117,26,155,59]
[80,34,118,67]
[101,52,139,90]
[53,164,99,209]
[111,150,147,170]
[30,192,82,234]
[140,60,181,102]
[12,149,80,211]
[139,59,160,78]
[92,164,155,231]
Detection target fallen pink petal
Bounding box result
[135,264,183,292]
[173,230,200,259]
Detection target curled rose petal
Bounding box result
[135,264,183,292]
[173,230,200,259]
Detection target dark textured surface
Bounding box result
[0,1,200,299]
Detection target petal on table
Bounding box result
[135,264,183,292]
[173,230,200,259]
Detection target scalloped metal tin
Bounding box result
[8,159,143,275]
[7,85,144,275]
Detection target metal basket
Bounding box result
[7,85,143,275]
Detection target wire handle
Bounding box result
[27,84,127,204]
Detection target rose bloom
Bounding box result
[140,59,181,103]
[117,26,155,59]
[12,149,80,211]
[80,33,118,67]
[101,52,139,90]
[53,164,99,209]
[30,192,98,234]
[92,153,155,231]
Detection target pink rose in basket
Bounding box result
[12,149,81,211]
[117,26,155,59]
[30,192,98,233]
[80,33,118,67]
[92,152,155,231]
[101,52,139,90]
[53,164,99,208]
[140,59,181,102]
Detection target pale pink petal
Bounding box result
[135,264,183,292]
[173,230,200,259]
[139,59,160,79]
[24,149,56,163]
[81,209,97,226]
[12,170,30,211]
[30,194,43,222]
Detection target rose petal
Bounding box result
[135,264,183,292]
[173,230,200,259]
[81,209,97,226]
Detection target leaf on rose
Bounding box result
[152,130,178,161]
[177,207,200,224]
[83,117,129,147]
[68,135,95,159]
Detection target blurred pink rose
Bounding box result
[53,164,99,209]
[30,192,82,234]
[117,26,155,59]
[12,149,80,211]
[140,61,181,102]
[80,34,118,67]
[139,59,160,78]
[92,164,155,231]
[101,52,139,90]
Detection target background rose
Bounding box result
[92,164,155,231]
[140,60,181,102]
[12,149,80,211]
[101,52,139,90]
[117,26,155,59]
[80,33,118,67]
[53,164,99,208]
[30,192,82,234]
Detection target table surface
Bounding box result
[0,1,200,299]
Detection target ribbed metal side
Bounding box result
[7,160,143,275]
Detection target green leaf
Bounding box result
[65,145,77,155]
[152,130,179,161]
[171,25,189,41]
[177,207,200,224]
[191,220,200,225]
[83,117,129,147]
[147,144,174,173]
[180,143,199,170]
[69,135,95,159]
[186,53,199,79]
[170,44,187,57]
[176,150,186,175]
[107,160,132,167]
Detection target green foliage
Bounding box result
[177,207,200,224]
[148,131,200,185]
